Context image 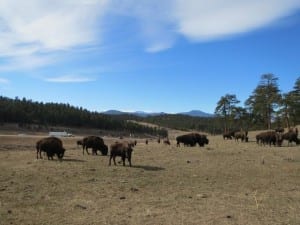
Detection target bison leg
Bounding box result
[122,156,126,166]
[92,148,97,155]
[127,157,132,167]
[109,155,117,166]
[109,155,112,166]
[113,156,117,165]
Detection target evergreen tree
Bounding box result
[214,94,240,132]
[245,74,281,129]
[280,77,300,127]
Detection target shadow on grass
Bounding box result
[131,165,165,171]
[62,158,86,163]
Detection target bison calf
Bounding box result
[109,142,133,167]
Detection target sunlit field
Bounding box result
[0,129,299,225]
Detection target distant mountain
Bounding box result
[101,110,165,117]
[102,110,128,115]
[102,109,213,118]
[133,111,166,117]
[177,110,214,117]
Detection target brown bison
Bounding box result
[256,131,283,147]
[81,136,108,155]
[223,130,236,140]
[36,137,65,160]
[176,133,209,147]
[234,131,248,142]
[282,130,299,146]
[109,142,133,167]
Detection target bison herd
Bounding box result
[256,128,299,146]
[223,128,299,147]
[35,128,298,166]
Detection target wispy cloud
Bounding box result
[44,75,96,83]
[0,0,299,72]
[0,0,109,70]
[173,0,300,41]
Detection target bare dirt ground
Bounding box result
[0,130,300,225]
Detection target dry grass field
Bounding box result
[0,129,300,225]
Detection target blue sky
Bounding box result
[0,0,300,114]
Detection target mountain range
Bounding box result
[102,110,214,118]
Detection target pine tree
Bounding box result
[245,74,281,129]
[215,94,240,132]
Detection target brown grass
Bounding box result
[0,131,300,225]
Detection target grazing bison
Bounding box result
[109,142,133,167]
[282,130,300,146]
[256,131,283,147]
[81,136,108,155]
[234,131,248,142]
[223,130,236,140]
[36,137,65,160]
[176,133,209,147]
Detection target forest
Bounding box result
[0,74,299,135]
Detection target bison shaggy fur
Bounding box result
[81,136,108,155]
[256,131,283,147]
[234,131,248,142]
[282,130,299,146]
[36,137,65,160]
[109,142,133,167]
[176,133,209,147]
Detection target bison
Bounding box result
[282,130,299,146]
[234,131,248,142]
[109,142,133,167]
[256,131,283,147]
[223,130,236,140]
[176,133,209,147]
[81,136,108,155]
[36,137,65,160]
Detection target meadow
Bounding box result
[0,129,299,225]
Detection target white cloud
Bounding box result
[106,0,177,53]
[44,75,96,83]
[0,0,109,69]
[173,0,300,41]
[0,0,300,71]
[0,0,109,52]
[106,0,300,51]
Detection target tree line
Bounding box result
[0,74,298,135]
[0,96,168,137]
[215,74,300,132]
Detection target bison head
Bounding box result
[100,145,108,156]
[57,148,65,159]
